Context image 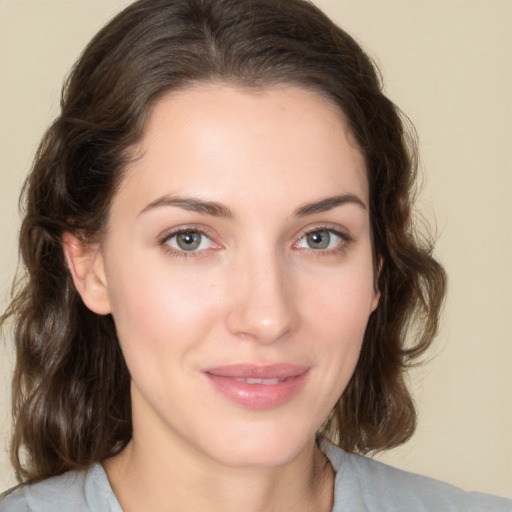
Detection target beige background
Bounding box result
[1,0,511,498]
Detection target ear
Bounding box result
[370,258,382,313]
[62,231,112,315]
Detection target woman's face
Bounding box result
[86,84,378,468]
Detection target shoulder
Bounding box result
[0,464,122,512]
[321,440,512,512]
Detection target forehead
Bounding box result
[116,83,368,217]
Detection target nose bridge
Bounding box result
[226,246,298,344]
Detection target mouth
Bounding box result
[203,364,310,409]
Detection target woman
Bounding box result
[0,0,510,510]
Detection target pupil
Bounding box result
[177,231,200,250]
[307,230,330,249]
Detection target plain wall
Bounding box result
[1,0,510,498]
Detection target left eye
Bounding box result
[296,229,343,250]
[165,230,213,251]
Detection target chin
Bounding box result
[200,419,317,469]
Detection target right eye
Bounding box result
[164,230,213,252]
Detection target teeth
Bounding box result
[248,377,281,385]
[234,377,283,385]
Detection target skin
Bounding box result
[65,84,379,512]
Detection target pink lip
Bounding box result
[203,364,310,410]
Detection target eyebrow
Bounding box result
[139,195,234,218]
[138,193,366,219]
[294,194,367,216]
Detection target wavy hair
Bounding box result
[1,0,446,482]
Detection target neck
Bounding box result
[104,431,334,512]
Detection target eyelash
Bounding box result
[158,225,353,260]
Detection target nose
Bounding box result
[225,251,299,345]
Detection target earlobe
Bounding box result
[62,232,112,315]
[370,288,380,313]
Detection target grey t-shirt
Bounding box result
[1,441,511,511]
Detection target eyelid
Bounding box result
[160,225,211,242]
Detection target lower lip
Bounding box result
[204,371,309,410]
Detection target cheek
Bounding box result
[303,259,376,335]
[299,256,376,385]
[105,253,224,359]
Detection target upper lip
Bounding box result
[203,364,309,379]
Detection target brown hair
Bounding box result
[1,0,446,482]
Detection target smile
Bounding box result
[203,364,310,409]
